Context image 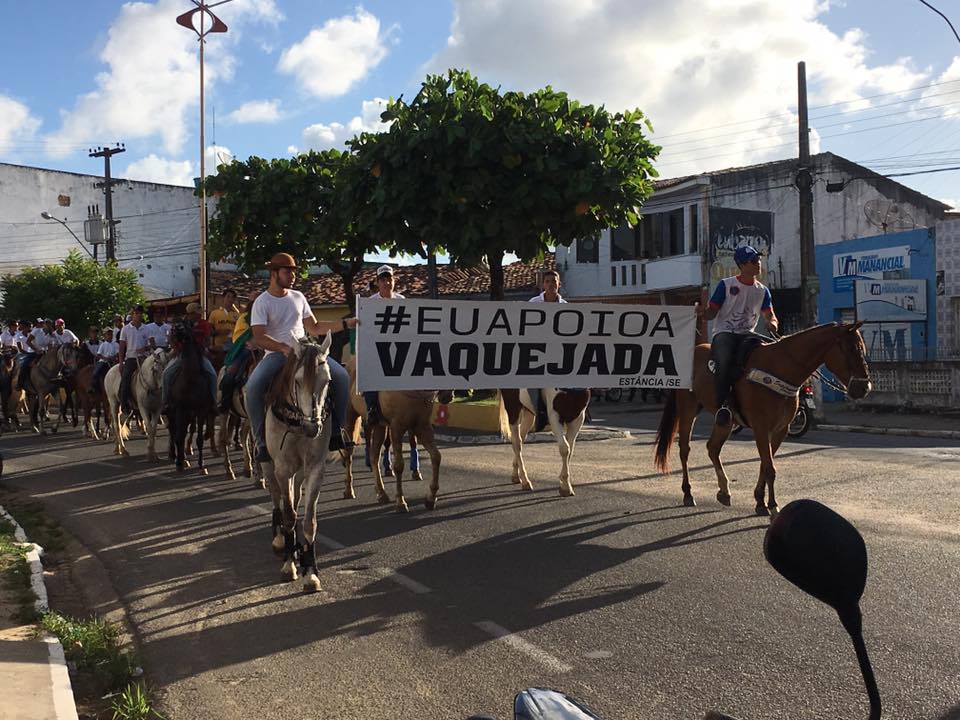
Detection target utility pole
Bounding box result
[796,62,818,328]
[89,144,126,262]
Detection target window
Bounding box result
[610,224,639,261]
[576,235,599,263]
[638,214,661,258]
[664,208,684,256]
[621,266,627,285]
[611,266,617,287]
[688,205,699,254]
[631,265,637,285]
[638,209,686,258]
[641,263,646,285]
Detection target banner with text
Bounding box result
[356,298,696,392]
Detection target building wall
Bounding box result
[557,154,945,307]
[0,163,199,300]
[935,218,960,357]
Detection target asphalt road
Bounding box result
[1,413,958,720]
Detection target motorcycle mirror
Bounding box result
[764,499,881,720]
[514,688,602,720]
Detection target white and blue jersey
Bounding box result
[709,277,772,338]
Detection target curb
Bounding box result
[818,424,960,440]
[434,428,631,445]
[0,504,80,720]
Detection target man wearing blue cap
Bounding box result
[702,245,778,426]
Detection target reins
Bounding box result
[270,346,330,449]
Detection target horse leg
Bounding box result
[391,425,409,514]
[220,413,235,481]
[706,421,734,507]
[278,476,299,580]
[299,469,327,593]
[263,465,285,555]
[677,394,701,506]
[371,425,390,505]
[417,424,442,510]
[409,434,423,483]
[514,410,535,491]
[763,426,789,517]
[197,414,209,476]
[341,410,361,500]
[558,412,585,497]
[752,428,776,517]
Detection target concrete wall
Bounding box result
[935,218,960,357]
[0,163,198,300]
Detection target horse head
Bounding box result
[823,322,872,400]
[286,334,332,439]
[57,343,80,377]
[146,349,169,389]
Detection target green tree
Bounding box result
[203,149,381,314]
[0,251,145,331]
[353,69,661,299]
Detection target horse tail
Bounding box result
[497,391,511,442]
[654,390,679,473]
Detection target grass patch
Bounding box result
[449,390,499,405]
[0,516,40,624]
[40,612,137,694]
[109,682,166,720]
[0,496,65,554]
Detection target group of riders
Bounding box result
[0,245,777,457]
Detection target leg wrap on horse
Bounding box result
[271,508,282,540]
[283,528,298,562]
[298,541,316,574]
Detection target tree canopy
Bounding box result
[0,251,145,330]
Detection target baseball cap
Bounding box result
[55,318,65,325]
[186,302,202,314]
[376,265,394,277]
[266,252,297,270]
[734,246,763,265]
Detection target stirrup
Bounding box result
[715,406,732,427]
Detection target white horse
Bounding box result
[104,350,169,459]
[497,388,590,497]
[257,335,334,593]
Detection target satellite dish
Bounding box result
[863,199,916,233]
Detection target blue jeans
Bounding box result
[161,356,218,407]
[246,352,348,453]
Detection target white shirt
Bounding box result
[709,277,773,338]
[529,292,567,303]
[85,339,101,355]
[141,322,163,348]
[157,322,172,348]
[0,329,17,348]
[53,328,79,346]
[30,328,56,351]
[15,331,34,353]
[369,291,405,299]
[119,322,148,359]
[250,289,314,355]
[97,340,119,359]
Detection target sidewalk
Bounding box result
[0,506,78,720]
[819,404,960,440]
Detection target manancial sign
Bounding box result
[832,245,910,292]
[855,279,927,322]
[356,298,696,392]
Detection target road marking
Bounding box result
[474,620,572,674]
[371,566,431,594]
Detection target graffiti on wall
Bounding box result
[708,207,774,283]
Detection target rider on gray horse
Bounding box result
[245,252,358,463]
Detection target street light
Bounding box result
[39,212,97,262]
[177,0,232,318]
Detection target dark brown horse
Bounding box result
[655,322,871,516]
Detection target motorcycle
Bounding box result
[468,500,880,720]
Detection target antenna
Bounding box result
[863,199,916,233]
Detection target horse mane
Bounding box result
[265,343,323,408]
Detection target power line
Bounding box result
[918,0,960,45]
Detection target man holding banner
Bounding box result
[528,269,567,431]
[364,265,405,427]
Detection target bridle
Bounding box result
[271,345,330,446]
[136,351,166,395]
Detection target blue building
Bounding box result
[815,228,937,399]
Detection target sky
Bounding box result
[1,0,959,220]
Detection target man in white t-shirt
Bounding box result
[701,245,779,427]
[118,305,148,414]
[91,329,119,394]
[53,319,79,346]
[0,320,18,352]
[528,269,567,431]
[363,265,405,426]
[245,252,358,462]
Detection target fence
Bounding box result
[841,359,960,411]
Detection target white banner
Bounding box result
[356,298,695,392]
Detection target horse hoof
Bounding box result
[768,505,779,518]
[717,491,731,506]
[226,470,236,481]
[412,471,424,483]
[257,478,266,490]
[281,561,298,581]
[424,497,437,510]
[49,427,58,434]
[511,476,522,485]
[343,489,356,500]
[395,500,409,514]
[121,449,130,457]
[303,573,321,593]
[184,460,191,469]
[200,467,209,476]
[520,481,533,492]
[559,486,575,497]
[755,504,770,517]
[377,493,391,505]
[683,494,696,507]
[271,536,285,556]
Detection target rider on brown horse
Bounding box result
[702,246,779,428]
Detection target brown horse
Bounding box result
[498,388,590,496]
[654,322,871,516]
[344,358,450,512]
[73,352,113,440]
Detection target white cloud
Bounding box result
[0,95,40,147]
[123,155,195,186]
[121,145,233,186]
[44,0,280,158]
[224,100,281,124]
[301,98,390,150]
[427,0,948,178]
[278,8,389,98]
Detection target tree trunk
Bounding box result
[488,249,505,300]
[427,246,439,299]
